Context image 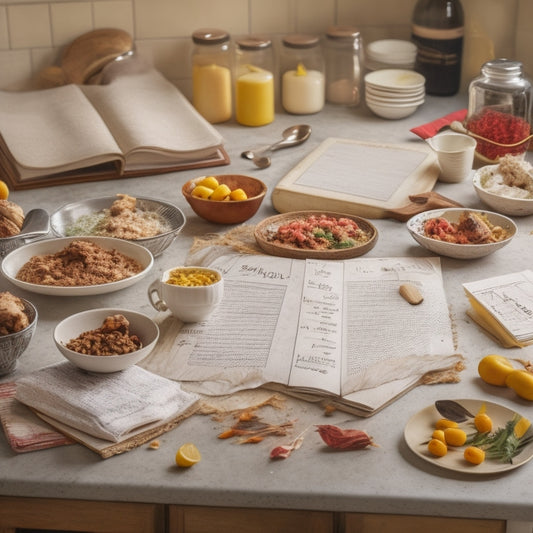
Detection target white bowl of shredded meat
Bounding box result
[406,208,517,259]
[1,237,153,296]
[472,155,533,217]
[50,194,186,257]
[54,308,159,373]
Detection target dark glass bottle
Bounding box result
[411,0,464,96]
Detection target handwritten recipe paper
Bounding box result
[141,254,460,416]
[463,270,533,347]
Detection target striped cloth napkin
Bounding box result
[0,382,73,453]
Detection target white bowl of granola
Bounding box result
[473,156,533,216]
[54,308,159,373]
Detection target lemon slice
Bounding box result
[175,443,201,467]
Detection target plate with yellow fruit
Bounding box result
[404,399,533,474]
[182,174,267,224]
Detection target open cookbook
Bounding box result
[141,253,461,417]
[0,68,229,189]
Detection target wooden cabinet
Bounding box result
[0,498,508,533]
[343,513,506,533]
[0,497,165,533]
[168,506,335,533]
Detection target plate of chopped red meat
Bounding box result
[406,208,516,259]
[254,211,378,259]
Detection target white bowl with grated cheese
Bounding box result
[473,164,533,217]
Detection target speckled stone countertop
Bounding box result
[1,93,533,523]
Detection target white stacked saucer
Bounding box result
[365,39,417,71]
[364,69,425,119]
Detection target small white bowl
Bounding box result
[406,208,517,259]
[364,69,425,92]
[54,308,159,373]
[366,98,424,120]
[473,165,533,217]
[365,92,425,105]
[366,85,425,99]
[366,40,417,65]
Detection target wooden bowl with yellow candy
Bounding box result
[182,174,267,224]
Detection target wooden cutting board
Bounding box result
[271,138,459,220]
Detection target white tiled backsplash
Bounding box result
[0,0,532,96]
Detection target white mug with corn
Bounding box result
[147,266,224,323]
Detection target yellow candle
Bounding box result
[235,65,274,127]
[193,63,232,124]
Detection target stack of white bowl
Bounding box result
[364,69,426,120]
[365,39,417,71]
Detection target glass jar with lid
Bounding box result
[324,26,362,106]
[191,28,232,124]
[234,36,275,126]
[280,34,325,114]
[466,59,532,162]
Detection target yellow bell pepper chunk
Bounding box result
[514,416,531,439]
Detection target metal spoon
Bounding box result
[18,208,50,239]
[241,124,312,168]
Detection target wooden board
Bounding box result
[272,138,439,219]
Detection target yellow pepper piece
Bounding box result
[191,185,214,199]
[514,416,531,439]
[197,176,220,190]
[296,62,307,76]
[230,188,248,201]
[210,184,232,201]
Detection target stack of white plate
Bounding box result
[365,39,417,71]
[364,69,425,120]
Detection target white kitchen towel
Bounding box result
[15,362,199,442]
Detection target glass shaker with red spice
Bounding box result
[466,59,532,163]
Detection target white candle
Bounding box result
[282,67,325,115]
